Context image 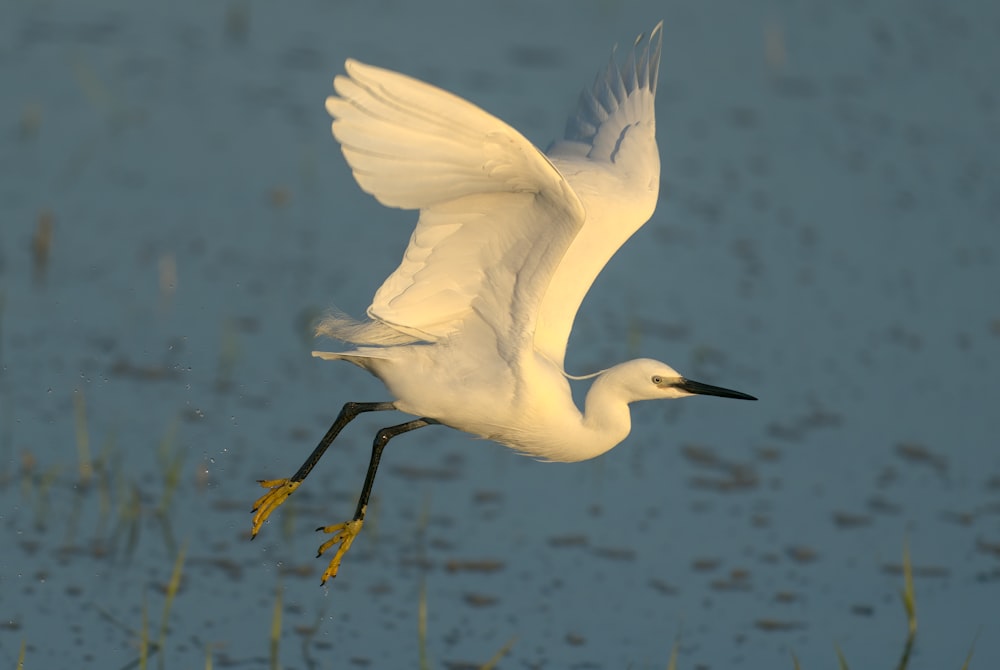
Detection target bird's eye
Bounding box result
[651,375,663,385]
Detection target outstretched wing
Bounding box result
[536,21,663,369]
[326,60,585,361]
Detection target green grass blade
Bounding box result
[155,418,182,516]
[157,542,187,670]
[418,577,429,670]
[835,642,849,669]
[139,594,149,670]
[960,631,979,670]
[665,634,678,670]
[895,538,918,670]
[270,582,283,670]
[479,635,517,670]
[900,539,917,636]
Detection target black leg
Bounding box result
[289,401,396,484]
[349,417,439,522]
[251,401,395,538]
[313,417,439,584]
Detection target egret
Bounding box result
[251,21,755,584]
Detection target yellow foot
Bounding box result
[315,518,364,584]
[251,479,301,537]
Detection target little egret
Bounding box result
[252,21,755,584]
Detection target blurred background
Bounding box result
[2,0,998,667]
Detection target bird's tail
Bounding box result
[312,348,396,364]
[315,310,420,346]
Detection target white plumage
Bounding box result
[252,23,754,583]
[314,21,735,462]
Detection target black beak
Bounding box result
[676,377,757,401]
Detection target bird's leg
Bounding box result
[251,401,395,538]
[316,417,438,584]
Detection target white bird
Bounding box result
[251,22,755,584]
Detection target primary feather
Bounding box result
[319,22,663,375]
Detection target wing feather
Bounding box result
[537,22,663,369]
[323,21,662,373]
[326,60,586,357]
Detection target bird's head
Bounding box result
[613,358,757,403]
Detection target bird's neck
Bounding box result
[509,355,632,463]
[575,370,633,460]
